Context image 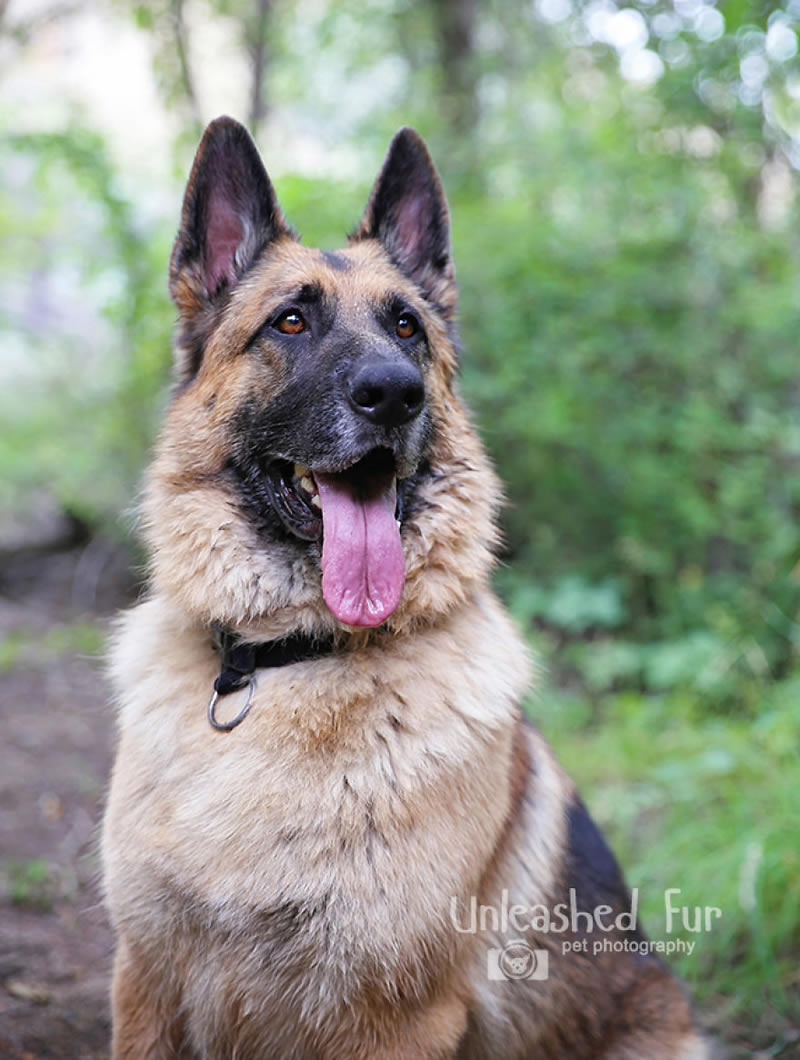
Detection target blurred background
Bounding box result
[1,0,799,1055]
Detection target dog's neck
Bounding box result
[207,626,338,732]
[212,626,337,694]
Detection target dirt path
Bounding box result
[0,543,134,1059]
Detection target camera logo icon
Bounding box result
[487,939,549,981]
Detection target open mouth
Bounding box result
[265,448,405,628]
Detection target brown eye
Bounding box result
[396,313,418,339]
[275,310,305,335]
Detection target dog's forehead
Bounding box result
[213,239,424,354]
[248,238,417,308]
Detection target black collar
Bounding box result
[208,627,336,732]
[213,627,337,694]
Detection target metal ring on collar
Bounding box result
[207,677,256,732]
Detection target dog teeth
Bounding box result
[396,519,402,530]
[297,470,321,510]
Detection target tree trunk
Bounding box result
[247,0,271,139]
[431,0,479,136]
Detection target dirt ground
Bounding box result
[0,541,135,1059]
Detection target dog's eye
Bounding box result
[274,310,306,335]
[396,314,418,340]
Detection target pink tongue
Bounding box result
[314,472,405,627]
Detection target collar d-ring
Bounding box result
[208,676,256,733]
[206,626,336,733]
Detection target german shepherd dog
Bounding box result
[102,118,711,1058]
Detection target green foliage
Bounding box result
[0,622,104,671]
[0,128,174,528]
[499,572,627,634]
[275,174,367,247]
[3,857,53,909]
[450,111,800,711]
[529,677,800,1036]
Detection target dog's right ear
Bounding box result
[169,116,291,380]
[352,128,456,317]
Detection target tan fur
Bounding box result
[144,242,488,641]
[102,123,713,1058]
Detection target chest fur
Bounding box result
[103,595,528,1015]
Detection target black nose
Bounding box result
[348,360,425,428]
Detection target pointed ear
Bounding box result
[169,117,291,377]
[352,128,456,315]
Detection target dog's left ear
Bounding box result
[169,116,292,380]
[353,128,456,315]
[170,116,290,304]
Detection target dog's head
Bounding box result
[144,117,500,636]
